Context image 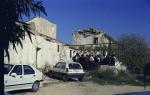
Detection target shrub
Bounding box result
[116,34,150,74]
[89,69,143,85]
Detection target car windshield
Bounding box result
[69,63,81,69]
[4,64,14,74]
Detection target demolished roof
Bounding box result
[74,27,116,42]
[75,28,102,37]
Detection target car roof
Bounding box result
[57,61,80,64]
[68,62,80,64]
[4,63,32,66]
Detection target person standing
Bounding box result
[72,53,80,62]
[89,54,95,70]
[84,54,90,70]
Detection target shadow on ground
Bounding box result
[114,91,150,95]
[49,76,79,82]
[7,77,79,95]
[7,89,31,95]
[45,72,80,82]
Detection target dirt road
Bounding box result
[14,81,150,95]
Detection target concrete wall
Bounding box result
[73,32,93,45]
[4,17,78,69]
[4,33,77,69]
[73,32,109,45]
[28,17,56,39]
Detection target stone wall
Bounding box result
[27,17,56,39]
[73,30,110,45]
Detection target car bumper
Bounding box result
[67,73,85,78]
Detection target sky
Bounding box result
[40,0,150,45]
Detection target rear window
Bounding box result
[69,63,81,69]
[23,65,35,75]
[4,64,14,74]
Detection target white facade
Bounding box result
[28,17,56,39]
[4,33,76,69]
[4,17,77,69]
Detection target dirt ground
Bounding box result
[14,81,150,95]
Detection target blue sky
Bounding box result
[41,0,150,45]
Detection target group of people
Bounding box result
[72,53,116,70]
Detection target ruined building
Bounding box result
[73,28,114,46]
[72,28,126,71]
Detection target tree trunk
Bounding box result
[0,40,4,94]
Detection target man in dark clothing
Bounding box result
[72,53,80,62]
[72,56,76,62]
[84,55,90,70]
[79,54,85,69]
[94,55,99,69]
[89,54,95,70]
[109,54,115,66]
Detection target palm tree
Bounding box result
[0,0,47,94]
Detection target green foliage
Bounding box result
[2,0,47,60]
[78,45,93,52]
[78,45,108,53]
[88,70,143,85]
[78,46,86,51]
[116,34,150,74]
[92,69,117,80]
[94,46,108,52]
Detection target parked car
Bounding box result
[49,62,85,81]
[4,64,43,92]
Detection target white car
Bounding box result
[4,64,43,92]
[49,62,85,81]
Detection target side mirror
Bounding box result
[10,73,17,78]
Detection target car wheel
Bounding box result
[62,75,68,82]
[31,81,40,92]
[78,77,83,81]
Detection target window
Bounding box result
[60,63,66,69]
[23,65,35,75]
[57,45,60,52]
[11,65,22,75]
[55,62,66,69]
[54,63,61,68]
[69,64,81,69]
[93,37,98,44]
[4,64,13,74]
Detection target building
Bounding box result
[28,17,56,39]
[4,17,77,69]
[73,28,114,46]
[72,28,126,71]
[72,27,116,56]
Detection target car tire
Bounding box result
[62,75,68,82]
[31,81,40,92]
[78,77,83,81]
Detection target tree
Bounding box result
[143,62,150,88]
[116,34,150,74]
[0,0,47,94]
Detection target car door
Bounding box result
[22,65,36,88]
[5,65,24,91]
[52,62,62,77]
[59,62,66,77]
